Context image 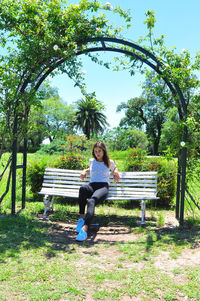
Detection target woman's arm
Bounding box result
[113,166,120,182]
[80,167,90,181]
[110,160,120,182]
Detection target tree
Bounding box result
[20,85,76,151]
[102,127,148,151]
[75,93,108,139]
[159,107,180,153]
[140,11,200,158]
[0,0,130,204]
[112,9,200,157]
[42,96,76,142]
[117,91,168,155]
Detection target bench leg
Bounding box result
[140,200,146,225]
[43,194,52,219]
[49,196,55,211]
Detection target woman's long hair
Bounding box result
[92,142,110,167]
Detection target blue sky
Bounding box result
[49,0,200,128]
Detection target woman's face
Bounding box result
[94,147,104,161]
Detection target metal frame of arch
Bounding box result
[11,37,187,225]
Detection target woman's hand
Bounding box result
[80,171,86,181]
[80,168,89,181]
[113,170,120,182]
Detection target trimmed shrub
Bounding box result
[54,152,88,170]
[27,152,88,199]
[37,138,65,154]
[125,148,147,171]
[26,159,49,198]
[126,148,177,206]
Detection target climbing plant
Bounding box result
[0,0,131,204]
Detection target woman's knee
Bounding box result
[79,184,89,196]
[87,198,96,207]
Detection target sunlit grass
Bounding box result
[0,151,200,299]
[0,201,200,300]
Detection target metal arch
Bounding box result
[34,36,187,116]
[80,37,161,65]
[11,36,187,226]
[76,46,184,115]
[77,37,187,116]
[78,46,157,72]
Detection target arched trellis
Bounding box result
[11,37,188,225]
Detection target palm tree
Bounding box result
[75,94,109,139]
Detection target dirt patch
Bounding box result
[41,211,200,300]
[154,248,200,272]
[46,211,200,272]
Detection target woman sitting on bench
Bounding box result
[75,142,120,242]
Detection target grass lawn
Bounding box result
[0,200,200,301]
[0,152,200,300]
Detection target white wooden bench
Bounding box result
[38,168,159,224]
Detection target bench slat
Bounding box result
[43,175,157,181]
[39,189,158,200]
[39,188,157,195]
[41,182,157,189]
[44,169,157,177]
[45,168,157,175]
[43,177,157,183]
[41,182,157,191]
[40,187,156,196]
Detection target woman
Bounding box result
[76,142,120,241]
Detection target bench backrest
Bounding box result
[40,168,158,200]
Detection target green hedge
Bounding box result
[27,159,50,198]
[126,148,177,206]
[26,153,88,199]
[54,152,88,170]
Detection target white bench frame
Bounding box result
[38,168,159,224]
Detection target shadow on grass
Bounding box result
[0,214,54,262]
[0,208,199,260]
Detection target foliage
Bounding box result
[37,135,96,156]
[102,127,149,151]
[125,148,147,171]
[27,150,89,197]
[37,137,66,155]
[0,0,130,202]
[26,85,76,151]
[117,73,169,155]
[141,12,200,163]
[41,94,76,142]
[112,9,200,163]
[75,92,108,139]
[54,152,88,170]
[62,135,94,154]
[26,159,50,196]
[126,149,177,206]
[159,107,180,153]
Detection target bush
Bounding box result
[26,152,89,198]
[126,148,177,206]
[62,135,94,154]
[54,152,88,170]
[26,159,49,198]
[37,138,66,154]
[125,148,147,171]
[103,128,149,151]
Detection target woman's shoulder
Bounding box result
[109,159,116,169]
[109,159,115,165]
[89,158,95,164]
